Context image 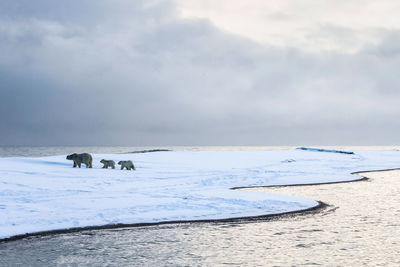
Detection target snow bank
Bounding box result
[1,149,399,239]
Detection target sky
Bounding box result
[1,0,400,146]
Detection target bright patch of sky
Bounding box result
[176,0,400,52]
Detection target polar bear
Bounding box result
[118,160,135,170]
[100,159,115,169]
[66,153,93,168]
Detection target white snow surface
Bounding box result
[1,149,399,239]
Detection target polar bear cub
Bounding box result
[100,159,115,169]
[118,160,135,170]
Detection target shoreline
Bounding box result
[231,176,369,190]
[0,201,328,244]
[3,168,394,244]
[231,167,400,190]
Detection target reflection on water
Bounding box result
[1,170,400,266]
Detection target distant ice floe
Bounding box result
[296,147,354,154]
[124,149,172,154]
[1,149,399,240]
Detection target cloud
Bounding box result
[177,0,400,52]
[1,0,400,146]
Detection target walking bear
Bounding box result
[118,160,135,170]
[66,153,93,168]
[100,159,115,169]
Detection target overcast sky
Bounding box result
[1,0,400,146]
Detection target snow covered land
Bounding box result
[1,149,400,240]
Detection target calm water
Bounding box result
[0,146,299,157]
[1,147,400,266]
[1,145,399,157]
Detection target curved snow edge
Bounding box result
[231,167,400,190]
[231,175,369,189]
[0,201,327,243]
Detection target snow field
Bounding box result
[1,149,399,239]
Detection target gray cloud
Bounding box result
[1,0,400,146]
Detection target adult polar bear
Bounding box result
[66,153,93,168]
